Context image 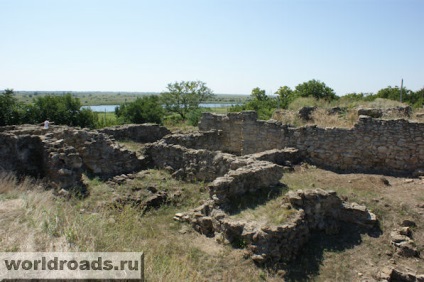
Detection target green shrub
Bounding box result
[115,95,164,124]
[0,89,25,126]
[186,108,204,126]
[162,113,184,127]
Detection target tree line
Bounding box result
[0,80,214,128]
[0,89,97,127]
[1,80,423,127]
[231,79,424,120]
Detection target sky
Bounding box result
[1,0,423,96]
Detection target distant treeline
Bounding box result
[0,89,98,128]
[0,81,225,128]
[230,80,424,120]
[13,91,249,106]
[2,79,423,128]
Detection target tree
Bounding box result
[0,89,23,126]
[229,87,278,120]
[77,108,98,128]
[116,95,164,124]
[275,86,296,108]
[376,86,416,103]
[412,87,424,108]
[340,92,376,103]
[251,87,268,101]
[376,86,403,101]
[29,93,97,127]
[161,80,214,119]
[294,79,337,101]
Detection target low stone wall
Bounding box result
[208,162,284,204]
[198,112,424,176]
[54,128,144,178]
[246,148,301,166]
[165,127,379,265]
[176,189,377,265]
[144,141,290,187]
[99,124,171,143]
[0,125,145,190]
[0,133,45,178]
[143,141,237,182]
[198,112,246,154]
[162,130,226,152]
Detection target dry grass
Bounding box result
[0,173,58,252]
[0,170,283,281]
[230,196,296,226]
[310,108,358,128]
[410,108,424,124]
[272,108,359,128]
[162,121,198,134]
[273,97,416,128]
[0,172,37,195]
[366,98,406,109]
[1,161,423,281]
[272,109,302,126]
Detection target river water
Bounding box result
[81,103,239,112]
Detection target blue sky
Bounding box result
[1,0,423,95]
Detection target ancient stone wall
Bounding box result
[49,128,145,178]
[0,125,145,190]
[162,131,225,152]
[144,141,236,182]
[198,112,424,176]
[99,124,170,143]
[143,141,288,186]
[198,112,246,154]
[208,162,284,205]
[177,189,377,265]
[0,133,45,178]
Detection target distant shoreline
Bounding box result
[82,103,241,112]
[13,91,250,107]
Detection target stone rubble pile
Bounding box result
[390,220,420,258]
[378,266,424,282]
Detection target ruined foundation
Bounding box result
[3,111,423,267]
[191,111,424,176]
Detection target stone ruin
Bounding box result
[0,124,169,192]
[357,106,412,119]
[174,188,377,265]
[1,111,423,271]
[297,105,412,120]
[195,111,424,176]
